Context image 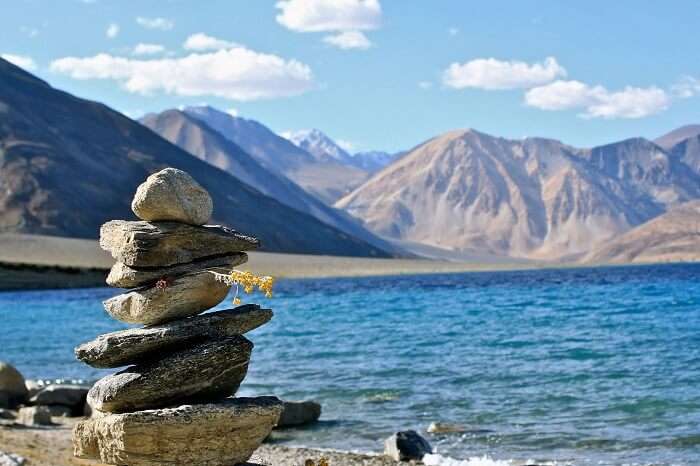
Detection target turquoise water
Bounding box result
[1,264,699,466]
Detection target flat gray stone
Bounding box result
[131,168,213,225]
[276,400,322,428]
[30,384,89,408]
[107,253,247,288]
[74,396,282,466]
[103,271,231,325]
[17,406,52,426]
[0,451,26,466]
[100,220,259,268]
[76,305,272,368]
[87,336,252,414]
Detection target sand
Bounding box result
[0,417,404,466]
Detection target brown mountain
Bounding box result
[140,109,400,255]
[183,106,368,203]
[584,201,700,264]
[337,129,700,260]
[654,124,700,150]
[0,57,390,257]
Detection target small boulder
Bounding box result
[427,422,466,434]
[0,362,28,409]
[30,384,89,409]
[131,168,213,225]
[384,430,432,461]
[17,406,52,426]
[276,401,322,428]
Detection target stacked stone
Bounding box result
[72,168,282,466]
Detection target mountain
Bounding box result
[183,106,367,203]
[0,57,390,257]
[140,109,399,255]
[283,128,355,165]
[669,134,700,177]
[654,124,700,150]
[584,201,700,264]
[336,129,700,260]
[282,129,399,173]
[351,151,400,172]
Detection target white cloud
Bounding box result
[50,48,314,101]
[136,16,174,31]
[672,76,700,98]
[443,57,566,90]
[448,27,459,36]
[525,80,670,119]
[183,33,240,51]
[132,43,165,56]
[322,30,371,50]
[106,23,119,38]
[276,0,381,32]
[2,54,37,71]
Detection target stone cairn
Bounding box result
[72,168,282,466]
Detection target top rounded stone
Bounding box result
[131,168,213,225]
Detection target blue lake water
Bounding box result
[1,264,699,466]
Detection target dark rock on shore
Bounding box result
[30,385,89,409]
[384,430,432,461]
[76,305,272,368]
[106,252,247,288]
[102,270,231,325]
[87,336,252,413]
[100,220,259,267]
[0,362,28,409]
[276,400,322,427]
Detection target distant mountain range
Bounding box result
[281,128,399,173]
[337,129,700,260]
[1,55,699,265]
[0,57,390,257]
[181,106,368,203]
[140,109,400,255]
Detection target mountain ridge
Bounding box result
[0,57,391,257]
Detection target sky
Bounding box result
[2,0,699,153]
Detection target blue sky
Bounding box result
[2,0,699,152]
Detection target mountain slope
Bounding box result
[0,57,390,257]
[654,124,700,150]
[351,150,400,172]
[584,201,700,264]
[140,109,399,255]
[669,134,700,178]
[337,129,700,259]
[183,106,367,203]
[283,128,356,165]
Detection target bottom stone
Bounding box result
[73,396,282,466]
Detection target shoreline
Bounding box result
[0,233,696,291]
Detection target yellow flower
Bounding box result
[227,270,275,305]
